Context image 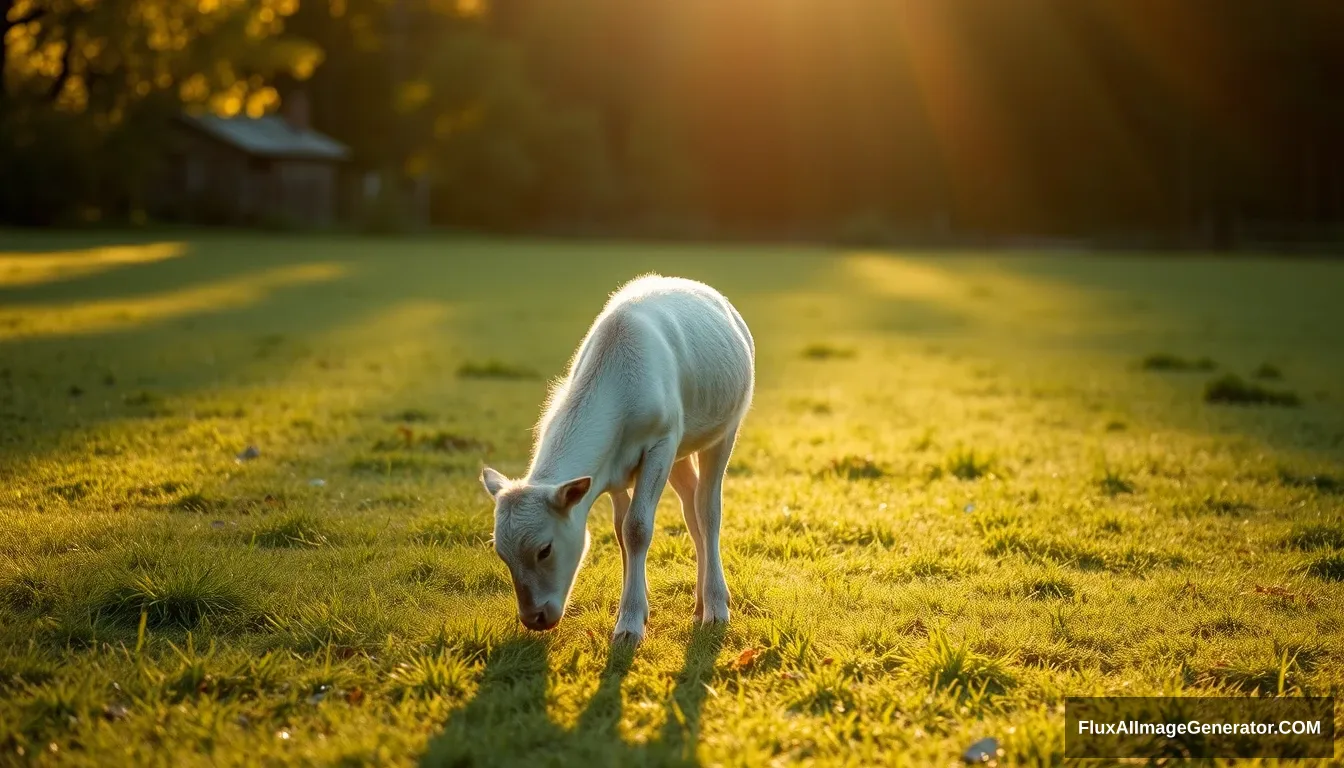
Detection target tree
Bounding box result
[0,0,321,223]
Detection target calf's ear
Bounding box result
[551,476,592,514]
[480,467,510,498]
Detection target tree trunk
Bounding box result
[0,0,13,113]
[48,21,75,101]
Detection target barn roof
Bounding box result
[181,114,351,161]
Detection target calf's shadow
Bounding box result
[420,624,727,767]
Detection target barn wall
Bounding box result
[149,122,343,226]
[150,126,260,224]
[274,160,339,226]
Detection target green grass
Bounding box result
[1,233,1343,765]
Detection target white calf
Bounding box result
[480,274,754,643]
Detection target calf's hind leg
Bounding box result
[694,427,738,624]
[669,456,704,620]
[610,488,631,574]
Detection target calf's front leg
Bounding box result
[613,437,676,644]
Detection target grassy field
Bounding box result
[1,233,1342,766]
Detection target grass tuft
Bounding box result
[427,620,502,663]
[123,390,164,406]
[1098,468,1134,496]
[408,518,491,548]
[801,343,856,360]
[1193,612,1251,638]
[1198,496,1254,516]
[945,448,992,480]
[1096,516,1125,534]
[985,528,1184,572]
[1020,575,1075,600]
[1202,648,1306,695]
[1279,470,1342,494]
[348,453,461,475]
[1305,554,1344,582]
[172,492,220,513]
[790,397,833,415]
[98,567,250,629]
[457,360,539,380]
[818,454,886,480]
[904,552,977,579]
[901,631,1015,698]
[387,408,433,422]
[0,567,58,612]
[389,650,475,701]
[1140,353,1216,371]
[252,512,335,548]
[263,595,405,652]
[1204,375,1300,407]
[782,665,856,715]
[0,646,59,691]
[1284,523,1344,551]
[47,480,96,502]
[374,428,490,454]
[12,677,100,745]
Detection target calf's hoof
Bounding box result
[612,609,648,645]
[612,628,645,646]
[697,601,730,625]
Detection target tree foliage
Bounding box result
[4,0,1344,244]
[0,0,320,223]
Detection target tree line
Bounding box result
[3,0,1343,246]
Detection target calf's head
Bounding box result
[480,467,592,631]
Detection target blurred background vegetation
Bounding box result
[2,0,1343,246]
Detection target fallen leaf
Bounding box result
[779,671,804,681]
[345,687,365,705]
[732,647,760,670]
[1251,584,1296,600]
[821,657,834,666]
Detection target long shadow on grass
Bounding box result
[420,625,727,767]
[0,233,846,471]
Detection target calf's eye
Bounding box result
[538,543,553,562]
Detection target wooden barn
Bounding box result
[153,94,351,227]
